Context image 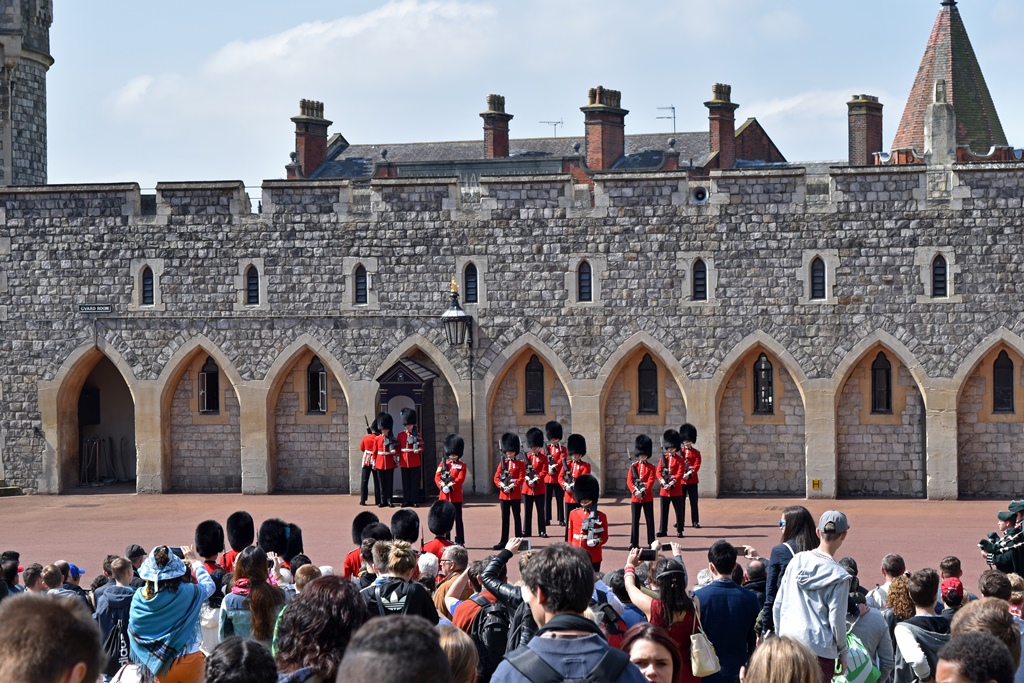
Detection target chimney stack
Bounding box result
[481,94,513,159]
[705,83,739,170]
[290,99,332,178]
[847,94,884,166]
[581,86,628,170]
[924,80,956,166]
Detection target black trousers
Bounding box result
[360,466,380,505]
[498,499,522,544]
[401,466,420,506]
[630,501,656,548]
[379,468,395,505]
[683,483,700,526]
[659,496,684,535]
[453,502,465,545]
[546,484,565,524]
[523,494,546,536]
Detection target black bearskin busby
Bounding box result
[194,520,225,559]
[680,423,698,444]
[367,417,380,435]
[567,433,587,456]
[663,429,682,450]
[284,522,304,564]
[400,407,417,426]
[574,474,600,504]
[361,521,393,543]
[226,511,254,553]
[525,427,544,450]
[500,432,521,454]
[545,420,563,441]
[427,500,456,537]
[258,518,289,556]
[390,509,420,543]
[634,434,653,458]
[443,434,465,458]
[377,412,394,432]
[351,511,380,546]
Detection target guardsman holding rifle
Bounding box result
[435,434,468,545]
[359,417,381,506]
[397,407,423,508]
[627,434,657,549]
[657,429,686,538]
[559,434,591,539]
[374,412,399,508]
[493,432,526,550]
[543,421,567,527]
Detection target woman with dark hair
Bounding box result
[761,505,819,637]
[129,544,216,683]
[204,637,277,683]
[621,622,683,683]
[624,549,697,683]
[274,575,369,683]
[219,546,287,648]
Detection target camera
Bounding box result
[660,543,673,551]
[520,539,531,551]
[638,549,658,562]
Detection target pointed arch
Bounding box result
[711,331,809,406]
[376,333,462,399]
[953,328,1024,393]
[830,329,928,407]
[157,335,244,413]
[263,334,355,409]
[483,333,574,412]
[595,331,690,408]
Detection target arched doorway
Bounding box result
[75,356,136,488]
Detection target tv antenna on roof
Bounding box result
[539,119,563,137]
[657,105,676,134]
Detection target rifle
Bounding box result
[546,444,560,475]
[580,505,604,547]
[630,453,647,499]
[525,453,540,489]
[384,433,399,465]
[563,460,576,492]
[438,461,454,493]
[682,445,695,481]
[499,455,513,493]
[365,415,372,434]
[659,454,675,491]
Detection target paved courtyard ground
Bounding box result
[0,490,1007,590]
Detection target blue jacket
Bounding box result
[94,584,136,640]
[694,579,760,683]
[492,633,646,683]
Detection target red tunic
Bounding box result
[359,433,376,468]
[343,547,363,579]
[559,459,592,504]
[627,460,657,504]
[398,429,423,469]
[374,433,399,470]
[435,459,467,503]
[220,549,240,573]
[544,442,566,485]
[522,450,548,496]
[568,507,609,564]
[681,446,701,485]
[421,536,453,563]
[657,453,685,497]
[494,457,526,501]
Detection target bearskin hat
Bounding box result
[567,433,587,456]
[525,427,545,449]
[663,429,682,450]
[367,418,380,435]
[634,434,653,458]
[500,432,521,454]
[390,509,420,543]
[194,520,225,559]
[400,407,417,426]
[377,412,394,432]
[351,511,380,546]
[443,434,465,457]
[680,423,698,444]
[258,518,289,556]
[545,420,563,441]
[226,511,254,553]
[360,521,393,543]
[428,500,456,536]
[284,523,304,564]
[574,474,600,504]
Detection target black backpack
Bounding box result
[589,590,627,648]
[101,617,131,676]
[505,646,631,683]
[469,594,513,683]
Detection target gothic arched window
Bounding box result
[141,266,154,306]
[525,355,545,414]
[577,261,592,302]
[692,259,707,301]
[810,257,826,300]
[354,265,368,305]
[245,265,260,305]
[464,263,478,303]
[753,353,774,414]
[994,350,1014,414]
[199,356,220,414]
[871,352,893,414]
[932,255,947,298]
[308,356,327,414]
[638,353,658,414]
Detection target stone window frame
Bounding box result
[855,350,908,426]
[975,346,1024,423]
[565,255,606,307]
[129,258,166,311]
[456,256,488,312]
[307,356,328,415]
[189,355,230,426]
[342,257,380,311]
[993,350,1015,414]
[233,257,269,311]
[508,352,560,425]
[622,351,671,426]
[679,253,717,306]
[915,247,962,303]
[739,348,787,426]
[796,249,839,304]
[289,351,337,426]
[637,353,659,415]
[524,354,546,414]
[870,351,893,414]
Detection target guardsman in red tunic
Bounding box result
[680,422,702,529]
[492,432,526,550]
[521,427,549,538]
[544,420,567,527]
[397,407,424,508]
[421,499,456,574]
[559,433,592,529]
[567,474,609,571]
[435,434,468,545]
[373,412,399,508]
[343,510,379,579]
[359,418,381,506]
[657,429,687,538]
[627,434,657,549]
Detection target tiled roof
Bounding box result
[892,0,1006,154]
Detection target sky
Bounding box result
[47,0,1024,191]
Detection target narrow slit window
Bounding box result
[199,356,220,414]
[994,350,1014,413]
[753,353,774,414]
[141,266,154,306]
[245,265,260,305]
[692,259,707,301]
[354,265,368,305]
[525,354,545,414]
[307,356,328,414]
[871,351,893,414]
[932,255,947,298]
[810,257,826,300]
[578,261,592,302]
[637,353,659,414]
[464,263,478,303]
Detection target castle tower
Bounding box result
[891,0,1005,156]
[0,0,53,186]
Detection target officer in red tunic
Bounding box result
[559,433,592,529]
[343,510,379,579]
[567,474,609,572]
[421,499,456,568]
[521,427,549,538]
[492,432,526,550]
[657,429,686,538]
[435,434,468,545]
[543,420,567,527]
[359,418,381,506]
[680,422,702,529]
[374,412,399,508]
[397,407,423,508]
[627,434,657,549]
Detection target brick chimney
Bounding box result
[847,94,883,166]
[705,83,739,170]
[581,86,628,170]
[481,94,513,159]
[290,99,332,178]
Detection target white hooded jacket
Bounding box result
[773,549,852,662]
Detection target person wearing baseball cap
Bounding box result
[125,544,148,588]
[985,501,1024,575]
